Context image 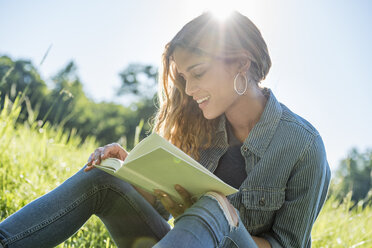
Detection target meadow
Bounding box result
[0,96,371,247]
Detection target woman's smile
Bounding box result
[196,95,210,109]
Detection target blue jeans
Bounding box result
[0,167,257,248]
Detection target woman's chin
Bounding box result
[202,110,220,120]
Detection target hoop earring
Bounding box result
[234,73,248,95]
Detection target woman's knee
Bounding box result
[203,192,239,228]
[71,166,134,194]
[175,192,239,232]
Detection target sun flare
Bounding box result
[206,5,235,21]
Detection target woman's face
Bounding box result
[173,47,241,120]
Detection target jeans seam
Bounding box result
[3,185,106,246]
[218,236,240,248]
[0,237,5,248]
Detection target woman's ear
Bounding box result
[237,52,251,72]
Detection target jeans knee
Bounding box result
[175,192,239,233]
[76,166,133,193]
[202,192,239,230]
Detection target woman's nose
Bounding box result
[185,80,198,96]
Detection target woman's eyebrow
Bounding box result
[186,63,205,72]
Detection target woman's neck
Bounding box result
[225,87,267,143]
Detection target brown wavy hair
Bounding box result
[152,11,271,160]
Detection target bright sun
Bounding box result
[206,4,235,21]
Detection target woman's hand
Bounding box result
[83,143,157,207]
[154,184,197,218]
[84,143,128,172]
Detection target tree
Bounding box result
[117,63,159,146]
[1,55,160,149]
[331,148,372,207]
[0,55,49,123]
[48,61,135,146]
[117,63,158,99]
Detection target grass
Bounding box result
[0,95,371,247]
[0,95,112,247]
[312,193,372,248]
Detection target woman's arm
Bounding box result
[252,236,272,248]
[132,185,157,206]
[260,135,331,247]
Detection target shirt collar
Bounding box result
[216,113,227,133]
[215,89,283,158]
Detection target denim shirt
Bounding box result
[198,89,331,248]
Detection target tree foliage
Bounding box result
[330,148,372,207]
[0,55,158,149]
[0,55,49,123]
[118,63,157,98]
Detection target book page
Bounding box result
[119,147,238,203]
[97,158,123,171]
[125,133,211,175]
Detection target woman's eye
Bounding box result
[194,71,206,79]
[179,74,186,81]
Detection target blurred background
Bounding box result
[1,0,371,211]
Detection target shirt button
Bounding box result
[242,146,248,152]
[259,198,265,206]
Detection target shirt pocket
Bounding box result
[240,187,285,234]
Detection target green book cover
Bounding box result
[94,133,238,203]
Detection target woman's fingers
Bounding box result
[84,153,95,172]
[100,144,112,160]
[154,189,184,218]
[158,191,175,208]
[86,153,94,166]
[93,147,104,165]
[101,143,128,161]
[84,147,103,172]
[154,186,196,218]
[175,184,194,207]
[85,144,128,173]
[84,165,94,172]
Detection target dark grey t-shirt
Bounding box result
[213,121,247,189]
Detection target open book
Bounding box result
[94,133,238,203]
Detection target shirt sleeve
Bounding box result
[259,135,331,247]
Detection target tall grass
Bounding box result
[0,95,371,247]
[312,193,372,247]
[0,95,114,247]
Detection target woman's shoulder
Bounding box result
[263,89,320,140]
[271,102,329,175]
[278,103,320,138]
[271,101,327,161]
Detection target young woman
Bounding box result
[0,11,331,248]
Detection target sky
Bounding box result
[1,0,371,172]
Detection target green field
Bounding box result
[1,98,371,247]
